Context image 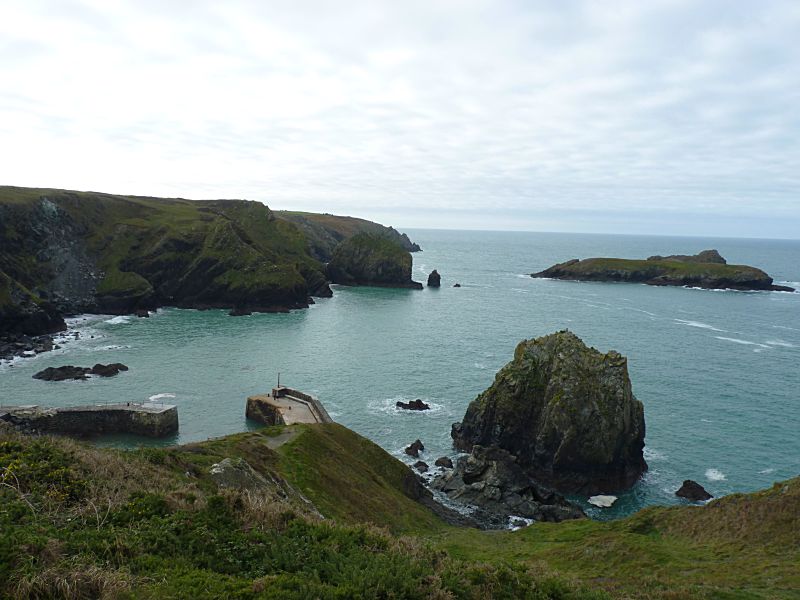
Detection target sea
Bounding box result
[2,230,798,519]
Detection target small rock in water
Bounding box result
[396,398,430,411]
[427,269,441,288]
[434,456,454,469]
[587,495,618,508]
[90,363,129,377]
[453,283,461,288]
[675,479,713,501]
[134,309,150,318]
[413,461,429,473]
[404,439,424,458]
[229,308,252,317]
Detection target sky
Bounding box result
[0,1,798,238]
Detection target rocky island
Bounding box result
[532,249,794,292]
[449,330,647,496]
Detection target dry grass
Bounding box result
[12,562,133,600]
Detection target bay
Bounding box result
[2,229,798,518]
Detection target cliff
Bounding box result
[276,210,420,262]
[532,250,794,292]
[326,232,423,288]
[451,331,647,495]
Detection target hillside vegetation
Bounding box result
[1,422,797,599]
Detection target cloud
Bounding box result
[0,0,798,237]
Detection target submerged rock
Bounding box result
[431,445,585,524]
[451,330,647,495]
[427,270,441,287]
[33,363,129,381]
[675,479,713,501]
[404,439,424,458]
[396,399,430,411]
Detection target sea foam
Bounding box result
[705,468,726,481]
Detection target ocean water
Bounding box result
[2,230,798,519]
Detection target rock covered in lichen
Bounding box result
[451,330,647,495]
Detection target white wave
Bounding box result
[705,468,726,481]
[758,468,776,474]
[674,319,725,332]
[473,362,488,370]
[105,315,132,325]
[764,339,796,348]
[644,447,666,461]
[148,393,176,402]
[700,418,713,423]
[773,325,800,332]
[714,336,770,348]
[508,516,534,531]
[515,273,532,279]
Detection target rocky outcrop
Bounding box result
[413,461,429,473]
[0,333,55,362]
[451,331,647,495]
[209,458,270,490]
[435,456,453,469]
[531,251,794,292]
[675,479,713,501]
[647,249,726,264]
[33,363,129,381]
[432,445,585,523]
[404,439,424,458]
[326,233,423,289]
[427,270,441,287]
[396,399,430,411]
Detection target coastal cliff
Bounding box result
[277,210,420,262]
[326,233,423,288]
[451,331,647,495]
[532,250,794,292]
[0,186,422,339]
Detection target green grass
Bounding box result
[544,257,771,286]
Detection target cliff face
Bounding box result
[326,233,423,288]
[532,251,793,292]
[0,187,332,333]
[276,211,420,262]
[451,331,647,495]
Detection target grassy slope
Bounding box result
[2,424,798,598]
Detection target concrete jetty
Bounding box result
[246,386,333,426]
[0,403,178,438]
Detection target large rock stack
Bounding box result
[451,330,647,495]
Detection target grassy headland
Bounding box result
[1,423,797,599]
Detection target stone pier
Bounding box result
[0,403,179,438]
[246,386,333,426]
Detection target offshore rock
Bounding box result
[451,330,647,495]
[404,439,424,458]
[396,399,430,411]
[327,233,423,289]
[427,269,441,287]
[413,461,429,473]
[33,363,129,381]
[431,445,585,523]
[435,456,454,469]
[675,479,713,502]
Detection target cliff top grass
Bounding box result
[556,257,767,279]
[1,422,798,598]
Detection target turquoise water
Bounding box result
[2,230,799,518]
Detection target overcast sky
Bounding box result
[1,1,798,238]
